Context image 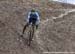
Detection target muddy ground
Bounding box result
[0,0,75,54]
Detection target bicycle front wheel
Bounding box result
[28,25,35,46]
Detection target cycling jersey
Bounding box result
[27,11,40,25]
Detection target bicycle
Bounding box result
[27,24,36,46]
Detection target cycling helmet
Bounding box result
[31,8,36,12]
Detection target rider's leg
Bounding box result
[36,25,38,29]
[22,23,29,34]
[35,20,40,30]
[20,23,28,37]
[22,18,32,35]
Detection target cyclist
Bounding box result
[21,9,40,36]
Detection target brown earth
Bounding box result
[0,0,75,54]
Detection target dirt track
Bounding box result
[0,0,75,54]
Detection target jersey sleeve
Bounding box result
[27,12,31,22]
[28,12,31,19]
[36,12,40,23]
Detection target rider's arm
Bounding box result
[36,12,40,23]
[27,12,31,22]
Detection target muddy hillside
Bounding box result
[0,0,75,54]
